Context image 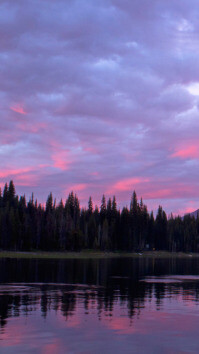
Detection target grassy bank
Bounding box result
[0,250,198,259]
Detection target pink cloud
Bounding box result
[0,167,34,179]
[143,188,172,199]
[18,122,47,133]
[0,166,46,187]
[10,104,27,115]
[72,183,87,191]
[171,145,199,159]
[184,207,197,214]
[90,171,99,177]
[83,146,98,154]
[67,183,87,193]
[51,150,71,171]
[141,183,196,201]
[2,0,199,215]
[15,173,39,187]
[109,177,149,193]
[176,201,199,216]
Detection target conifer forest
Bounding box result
[0,180,198,253]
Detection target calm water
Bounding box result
[1,257,199,353]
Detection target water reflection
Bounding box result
[0,257,199,353]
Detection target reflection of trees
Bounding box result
[0,258,199,331]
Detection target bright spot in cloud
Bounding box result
[38,92,64,102]
[126,41,138,48]
[94,58,119,70]
[186,83,199,96]
[177,19,193,32]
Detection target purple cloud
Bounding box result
[1,0,199,214]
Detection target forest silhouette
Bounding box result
[0,180,198,252]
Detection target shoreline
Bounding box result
[0,250,198,259]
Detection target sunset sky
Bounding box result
[1,0,199,214]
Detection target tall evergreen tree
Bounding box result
[88,197,93,215]
[3,183,8,206]
[100,195,106,222]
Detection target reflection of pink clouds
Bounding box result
[0,294,199,352]
[171,145,199,159]
[49,309,81,330]
[10,104,26,115]
[104,317,137,335]
[0,323,25,346]
[66,316,81,328]
[102,297,199,336]
[58,312,81,328]
[41,340,61,354]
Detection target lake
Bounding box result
[0,257,199,353]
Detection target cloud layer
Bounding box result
[1,0,199,214]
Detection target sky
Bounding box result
[1,0,199,215]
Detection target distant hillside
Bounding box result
[187,209,199,218]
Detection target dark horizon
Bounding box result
[0,180,198,253]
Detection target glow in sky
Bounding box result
[1,0,199,214]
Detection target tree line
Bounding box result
[0,180,198,252]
